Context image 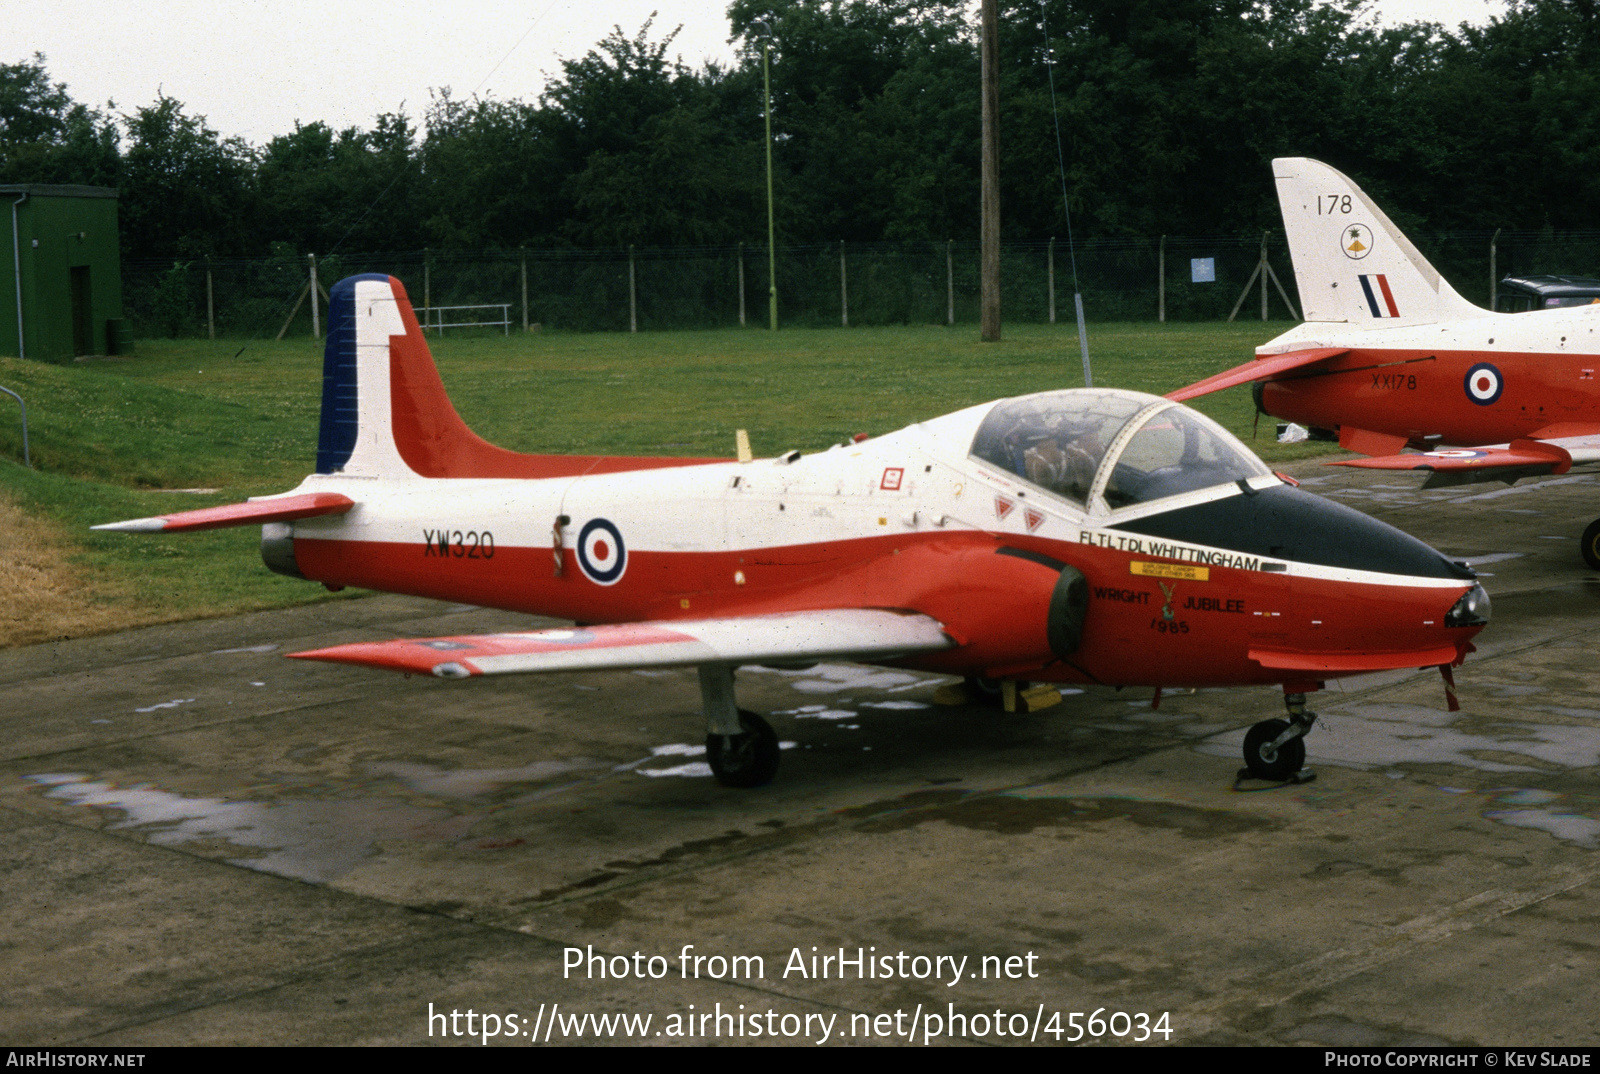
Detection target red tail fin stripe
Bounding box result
[1374,273,1400,318]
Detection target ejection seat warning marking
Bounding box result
[1130,561,1211,583]
[880,467,904,491]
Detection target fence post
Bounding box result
[946,239,954,326]
[521,247,529,332]
[629,245,638,333]
[738,242,746,327]
[1048,237,1056,324]
[1260,234,1268,321]
[1489,228,1501,310]
[1158,234,1166,323]
[308,254,320,340]
[423,248,431,336]
[840,240,848,328]
[205,255,215,339]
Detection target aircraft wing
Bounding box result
[1328,436,1600,488]
[1165,348,1347,402]
[92,492,355,533]
[288,608,956,679]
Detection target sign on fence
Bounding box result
[1191,258,1216,283]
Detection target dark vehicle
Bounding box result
[1495,275,1600,313]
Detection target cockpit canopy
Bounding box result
[970,389,1270,510]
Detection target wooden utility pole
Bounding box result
[980,0,1001,342]
[839,241,848,327]
[308,254,320,340]
[1489,228,1501,310]
[946,239,954,326]
[1048,238,1056,324]
[1158,235,1166,323]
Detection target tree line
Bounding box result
[4,0,1597,265]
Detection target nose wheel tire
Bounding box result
[707,710,780,788]
[1243,718,1307,782]
[1582,518,1600,571]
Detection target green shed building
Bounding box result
[1,184,125,362]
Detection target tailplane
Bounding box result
[1273,158,1485,327]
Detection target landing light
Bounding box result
[1445,584,1491,627]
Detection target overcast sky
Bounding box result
[6,0,1510,145]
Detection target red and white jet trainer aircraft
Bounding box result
[1171,157,1600,568]
[98,274,1489,785]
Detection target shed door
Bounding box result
[70,266,92,356]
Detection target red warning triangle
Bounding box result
[994,496,1015,520]
[1025,508,1045,532]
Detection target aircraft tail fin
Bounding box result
[1273,158,1485,327]
[317,275,560,480]
[316,275,724,481]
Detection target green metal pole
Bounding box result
[764,41,777,331]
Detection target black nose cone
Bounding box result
[1111,485,1473,580]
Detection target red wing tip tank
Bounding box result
[98,273,1489,787]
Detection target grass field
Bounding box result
[0,320,1336,645]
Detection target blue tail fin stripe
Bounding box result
[316,273,392,474]
[1357,274,1382,318]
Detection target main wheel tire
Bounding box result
[1243,718,1306,782]
[706,710,780,788]
[1582,518,1600,571]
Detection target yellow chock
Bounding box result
[1021,684,1063,712]
[931,683,971,706]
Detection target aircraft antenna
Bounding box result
[1040,0,1091,387]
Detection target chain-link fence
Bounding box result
[121,230,1600,340]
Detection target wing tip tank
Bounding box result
[90,517,168,533]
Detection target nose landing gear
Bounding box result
[1240,692,1317,784]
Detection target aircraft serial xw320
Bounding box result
[1172,157,1600,568]
[99,275,1490,786]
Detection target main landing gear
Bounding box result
[931,676,1063,713]
[1240,692,1317,784]
[698,665,780,788]
[1582,518,1600,571]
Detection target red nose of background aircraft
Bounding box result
[97,273,1489,787]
